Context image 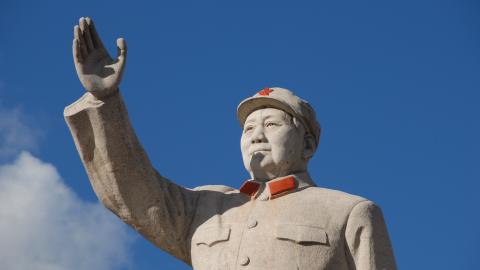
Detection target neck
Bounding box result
[251,169,308,182]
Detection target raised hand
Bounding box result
[73,17,127,98]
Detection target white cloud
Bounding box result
[0,151,133,270]
[0,105,39,159]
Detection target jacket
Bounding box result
[64,92,397,270]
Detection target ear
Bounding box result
[303,133,317,160]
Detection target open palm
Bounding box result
[73,17,127,98]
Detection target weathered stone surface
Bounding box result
[65,17,397,270]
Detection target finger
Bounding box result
[86,17,105,50]
[79,17,94,52]
[72,38,83,64]
[116,38,127,67]
[74,25,88,58]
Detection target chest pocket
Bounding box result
[191,226,232,270]
[275,224,332,270]
[276,224,328,245]
[194,226,231,247]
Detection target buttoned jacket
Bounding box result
[64,92,397,270]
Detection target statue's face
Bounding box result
[240,108,306,180]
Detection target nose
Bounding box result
[250,127,267,144]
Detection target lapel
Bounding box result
[239,172,316,200]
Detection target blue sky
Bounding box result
[1,0,479,269]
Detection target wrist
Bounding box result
[89,87,120,100]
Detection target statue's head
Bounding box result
[237,88,321,181]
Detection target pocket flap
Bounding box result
[194,226,231,247]
[276,224,328,245]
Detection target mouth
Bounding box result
[250,149,271,155]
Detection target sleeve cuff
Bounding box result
[64,91,120,117]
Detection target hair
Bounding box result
[282,111,305,133]
[283,112,317,161]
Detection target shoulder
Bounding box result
[300,186,368,205]
[192,184,237,194]
[348,200,384,222]
[293,186,373,219]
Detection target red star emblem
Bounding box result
[258,88,274,96]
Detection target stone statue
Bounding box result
[65,17,397,270]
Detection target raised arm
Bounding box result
[66,17,199,264]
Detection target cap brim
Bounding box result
[237,96,297,127]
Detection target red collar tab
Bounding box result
[239,181,261,196]
[258,88,274,96]
[268,176,297,198]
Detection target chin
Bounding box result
[254,162,289,179]
[252,153,272,166]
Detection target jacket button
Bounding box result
[247,220,258,229]
[239,255,250,266]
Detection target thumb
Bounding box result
[116,37,127,66]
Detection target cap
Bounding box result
[237,87,321,146]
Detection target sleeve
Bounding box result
[344,200,397,270]
[64,91,199,264]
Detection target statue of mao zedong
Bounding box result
[65,17,397,270]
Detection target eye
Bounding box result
[265,122,280,128]
[244,125,254,134]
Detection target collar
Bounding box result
[239,172,316,200]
